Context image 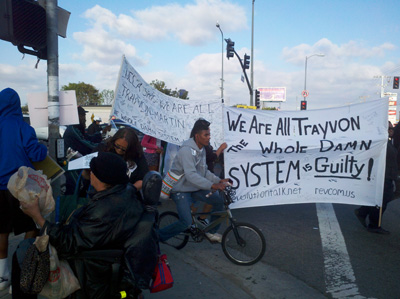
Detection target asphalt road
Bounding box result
[229,198,400,298]
[2,196,399,298]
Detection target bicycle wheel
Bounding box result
[158,211,189,250]
[222,222,266,266]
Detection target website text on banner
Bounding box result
[111,56,223,146]
[224,99,388,209]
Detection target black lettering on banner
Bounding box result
[319,139,372,152]
[228,160,301,189]
[226,112,247,132]
[276,117,290,136]
[122,69,142,90]
[314,155,366,179]
[291,116,360,139]
[259,141,307,154]
[248,116,272,135]
[227,139,249,153]
[314,187,355,198]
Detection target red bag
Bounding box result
[150,254,173,293]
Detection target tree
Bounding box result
[100,89,115,105]
[150,79,189,99]
[21,104,29,114]
[61,82,101,106]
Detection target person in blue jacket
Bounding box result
[0,88,47,291]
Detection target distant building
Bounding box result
[82,105,113,125]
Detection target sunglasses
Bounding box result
[114,143,127,152]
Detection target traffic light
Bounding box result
[393,77,399,89]
[225,38,235,59]
[0,0,47,56]
[300,100,307,110]
[255,90,260,109]
[243,54,250,70]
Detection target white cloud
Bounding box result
[81,1,246,45]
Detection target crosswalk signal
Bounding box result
[0,0,47,58]
[243,54,250,70]
[255,90,260,109]
[393,77,399,89]
[225,38,235,59]
[300,100,307,110]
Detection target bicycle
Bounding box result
[158,186,266,266]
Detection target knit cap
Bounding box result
[90,152,129,185]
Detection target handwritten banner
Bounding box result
[111,56,223,146]
[224,99,389,209]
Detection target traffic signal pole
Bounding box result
[235,50,253,97]
[225,38,253,100]
[46,0,61,197]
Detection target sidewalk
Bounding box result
[0,201,326,298]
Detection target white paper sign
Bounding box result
[26,91,79,127]
[112,56,224,147]
[59,90,79,125]
[27,92,48,128]
[224,99,388,209]
[68,152,98,170]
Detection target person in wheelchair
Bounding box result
[14,152,159,299]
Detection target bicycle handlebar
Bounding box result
[205,183,235,206]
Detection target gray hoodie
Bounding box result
[171,138,221,193]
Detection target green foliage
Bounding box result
[61,82,101,106]
[150,79,189,99]
[262,107,278,110]
[100,89,115,105]
[21,104,29,114]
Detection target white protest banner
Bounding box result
[224,99,388,209]
[111,56,223,146]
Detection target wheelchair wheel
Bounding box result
[158,211,189,250]
[222,222,266,266]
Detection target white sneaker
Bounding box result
[0,277,10,291]
[205,232,222,243]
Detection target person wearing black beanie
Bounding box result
[17,151,157,298]
[90,152,129,187]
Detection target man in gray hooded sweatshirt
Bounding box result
[158,119,229,243]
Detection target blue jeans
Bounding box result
[158,190,224,242]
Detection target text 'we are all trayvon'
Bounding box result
[225,111,376,190]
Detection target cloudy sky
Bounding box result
[0,0,399,110]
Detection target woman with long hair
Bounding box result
[99,127,149,192]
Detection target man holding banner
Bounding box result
[354,122,398,234]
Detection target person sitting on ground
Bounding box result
[13,152,157,299]
[158,118,230,243]
[354,121,398,234]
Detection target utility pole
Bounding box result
[250,0,255,106]
[216,22,224,103]
[46,0,61,197]
[374,75,391,98]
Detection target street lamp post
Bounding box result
[304,53,325,102]
[216,22,224,102]
[250,0,255,106]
